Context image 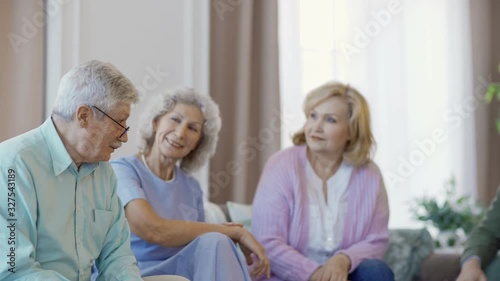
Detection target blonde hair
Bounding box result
[137,87,221,173]
[292,81,375,166]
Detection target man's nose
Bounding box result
[119,130,128,143]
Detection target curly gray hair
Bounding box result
[138,87,222,173]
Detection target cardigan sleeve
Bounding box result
[461,188,500,268]
[252,152,320,281]
[336,177,390,273]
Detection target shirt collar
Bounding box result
[40,117,99,176]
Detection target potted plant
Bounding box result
[410,176,485,248]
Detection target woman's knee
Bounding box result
[191,232,245,266]
[195,232,233,248]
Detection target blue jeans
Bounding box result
[348,259,394,281]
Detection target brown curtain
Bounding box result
[209,0,281,204]
[469,0,500,206]
[0,0,44,142]
[484,0,500,205]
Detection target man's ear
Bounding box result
[75,106,91,128]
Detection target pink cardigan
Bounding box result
[252,145,389,281]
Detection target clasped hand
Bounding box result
[309,253,351,281]
[223,222,271,279]
[456,259,487,281]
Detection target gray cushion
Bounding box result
[384,228,434,281]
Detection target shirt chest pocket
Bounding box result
[85,209,114,256]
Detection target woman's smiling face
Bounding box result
[153,103,204,161]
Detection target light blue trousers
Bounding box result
[139,232,252,281]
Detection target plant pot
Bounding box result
[436,230,460,248]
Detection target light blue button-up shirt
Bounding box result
[0,118,142,281]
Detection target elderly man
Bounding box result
[0,60,143,280]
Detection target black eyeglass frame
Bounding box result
[91,105,130,139]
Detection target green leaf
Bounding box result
[495,85,500,101]
[485,85,497,103]
[496,118,500,135]
[409,175,487,234]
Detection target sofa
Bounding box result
[204,201,462,281]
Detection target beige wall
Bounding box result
[43,0,209,160]
[1,0,210,193]
[43,0,211,194]
[0,0,44,142]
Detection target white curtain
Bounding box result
[279,0,479,228]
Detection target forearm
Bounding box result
[96,256,142,281]
[462,225,500,267]
[264,240,319,281]
[140,220,240,247]
[125,198,240,247]
[336,237,388,272]
[462,189,500,267]
[457,258,485,281]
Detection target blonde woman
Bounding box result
[252,81,393,281]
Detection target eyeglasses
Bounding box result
[91,106,130,139]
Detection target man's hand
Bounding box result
[310,253,350,281]
[457,258,487,281]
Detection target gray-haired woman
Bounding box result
[111,87,270,281]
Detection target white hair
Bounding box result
[138,87,222,173]
[52,60,138,120]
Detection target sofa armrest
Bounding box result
[203,201,229,224]
[418,253,461,281]
[218,204,231,221]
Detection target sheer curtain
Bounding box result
[279,0,480,228]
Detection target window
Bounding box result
[279,0,478,228]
